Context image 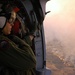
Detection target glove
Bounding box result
[25,23,37,37]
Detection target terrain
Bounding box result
[46,39,75,75]
[46,51,75,75]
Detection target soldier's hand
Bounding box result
[29,35,34,41]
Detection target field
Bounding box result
[46,38,75,75]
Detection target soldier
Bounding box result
[0,6,36,75]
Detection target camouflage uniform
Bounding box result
[0,34,36,75]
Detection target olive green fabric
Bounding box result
[23,35,32,46]
[0,34,36,75]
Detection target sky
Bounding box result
[44,0,75,65]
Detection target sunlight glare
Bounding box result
[46,0,61,13]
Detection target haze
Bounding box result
[44,0,75,65]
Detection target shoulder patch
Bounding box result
[0,40,9,49]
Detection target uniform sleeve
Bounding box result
[0,35,36,71]
[8,35,32,47]
[23,35,32,46]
